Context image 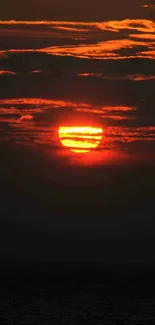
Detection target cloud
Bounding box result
[0,19,154,61]
[130,33,155,40]
[0,98,91,108]
[38,39,151,60]
[77,73,155,81]
[105,126,155,142]
[0,19,154,33]
[141,4,155,9]
[52,26,90,32]
[18,115,33,121]
[0,97,154,153]
[1,39,153,60]
[0,70,16,75]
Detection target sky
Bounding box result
[0,0,155,20]
[0,0,155,264]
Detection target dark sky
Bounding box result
[0,141,155,263]
[0,0,153,20]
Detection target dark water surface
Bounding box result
[1,262,155,324]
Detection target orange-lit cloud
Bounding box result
[141,4,155,9]
[0,98,91,109]
[18,115,33,121]
[0,70,16,75]
[76,105,135,113]
[105,116,136,121]
[0,99,136,123]
[0,28,76,39]
[0,107,19,115]
[105,126,155,142]
[77,73,155,81]
[97,19,155,33]
[52,26,90,32]
[38,39,153,59]
[2,38,152,60]
[0,19,154,33]
[0,98,136,117]
[0,19,154,60]
[139,50,155,59]
[75,106,137,122]
[77,73,103,78]
[130,33,155,40]
[129,74,155,81]
[32,70,42,73]
[0,97,136,130]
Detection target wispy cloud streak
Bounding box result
[0,19,154,60]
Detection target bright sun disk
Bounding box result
[58,126,103,153]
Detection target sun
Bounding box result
[58,126,103,153]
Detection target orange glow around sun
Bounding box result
[58,126,103,153]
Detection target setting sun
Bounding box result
[58,126,103,153]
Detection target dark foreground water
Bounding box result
[1,262,155,324]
